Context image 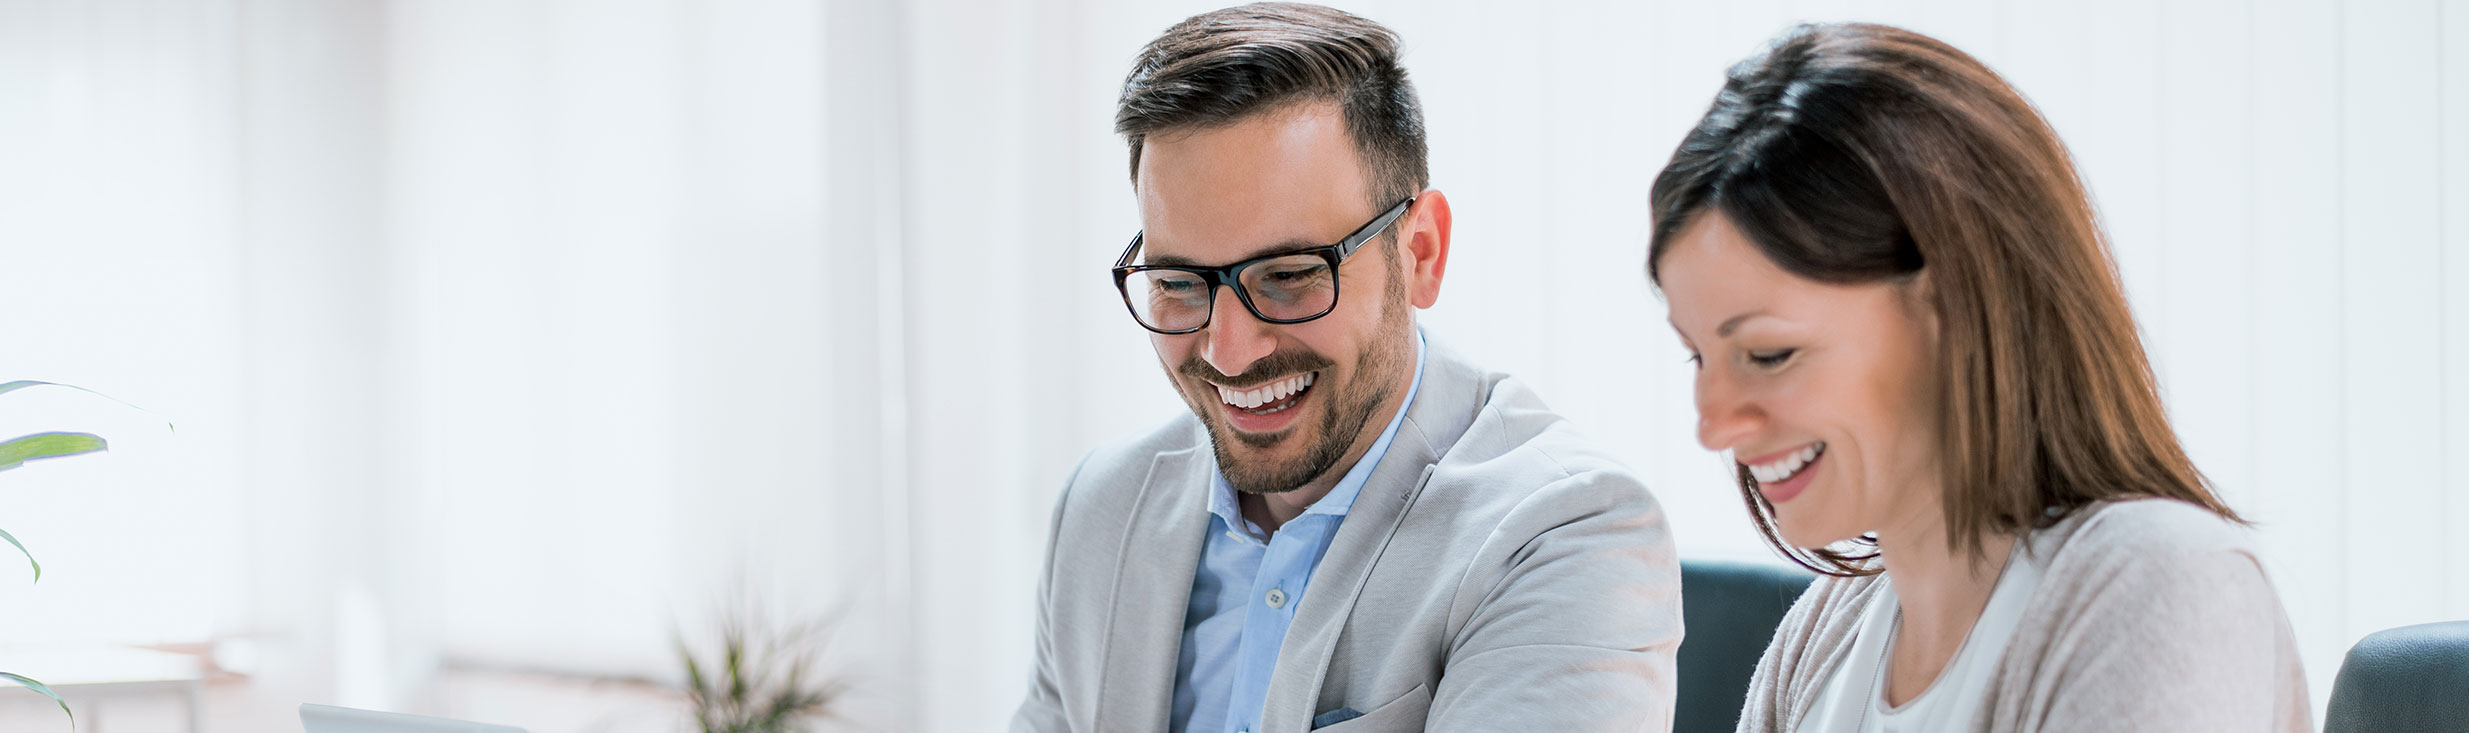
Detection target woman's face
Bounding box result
[1658,211,1944,549]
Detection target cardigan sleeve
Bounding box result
[1735,569,1886,733]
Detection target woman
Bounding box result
[1647,23,2310,732]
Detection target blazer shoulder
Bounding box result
[1407,375,1670,574]
[1057,412,1205,510]
[1429,374,1656,508]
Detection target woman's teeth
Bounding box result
[1218,372,1314,411]
[1747,442,1825,483]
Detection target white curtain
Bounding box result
[0,0,248,653]
[1,0,2462,730]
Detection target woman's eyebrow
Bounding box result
[1717,310,1771,338]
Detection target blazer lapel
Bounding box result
[1094,441,1212,732]
[1255,340,1487,732]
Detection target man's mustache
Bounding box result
[1178,349,1336,388]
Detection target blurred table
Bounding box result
[0,645,203,733]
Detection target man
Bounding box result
[1013,4,1680,731]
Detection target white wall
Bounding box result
[0,0,250,656]
[0,0,2461,730]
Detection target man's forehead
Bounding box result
[1134,181,1377,267]
[1132,107,1374,266]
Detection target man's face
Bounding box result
[1132,102,1419,495]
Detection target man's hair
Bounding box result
[1116,2,1427,209]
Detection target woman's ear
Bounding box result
[1899,268,1940,343]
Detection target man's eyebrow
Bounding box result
[1141,238,1328,268]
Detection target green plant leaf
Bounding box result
[0,671,73,727]
[0,381,59,398]
[0,527,38,584]
[0,380,174,432]
[0,432,108,473]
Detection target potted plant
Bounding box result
[675,603,847,733]
[0,380,121,725]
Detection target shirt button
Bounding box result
[1265,587,1288,609]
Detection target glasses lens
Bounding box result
[1123,269,1213,331]
[1239,254,1338,321]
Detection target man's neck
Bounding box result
[1238,486,1323,539]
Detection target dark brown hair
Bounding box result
[1117,2,1427,209]
[1645,23,2241,576]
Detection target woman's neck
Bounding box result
[1874,510,2015,706]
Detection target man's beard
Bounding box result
[1177,254,1414,496]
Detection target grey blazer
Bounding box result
[1012,339,1682,732]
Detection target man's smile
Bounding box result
[1215,371,1316,412]
[1211,371,1319,434]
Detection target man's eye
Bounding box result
[1746,348,1797,368]
[1263,265,1327,283]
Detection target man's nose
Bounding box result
[1200,286,1275,378]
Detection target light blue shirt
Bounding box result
[1170,332,1426,733]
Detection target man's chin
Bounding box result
[1224,420,1298,449]
[1201,420,1317,488]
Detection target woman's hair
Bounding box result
[1645,23,2240,576]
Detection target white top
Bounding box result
[1792,537,2047,733]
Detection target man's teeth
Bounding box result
[1747,442,1825,483]
[1217,372,1315,409]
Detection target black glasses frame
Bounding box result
[1111,196,1416,335]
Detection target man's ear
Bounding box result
[1399,189,1451,309]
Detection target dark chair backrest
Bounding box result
[2324,620,2469,733]
[1677,558,1817,733]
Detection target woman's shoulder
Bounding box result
[2037,497,2257,566]
[2015,497,2285,651]
[1990,502,2308,730]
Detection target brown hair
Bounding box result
[1117,2,1427,209]
[1645,23,2240,576]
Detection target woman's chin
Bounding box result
[1772,513,1864,554]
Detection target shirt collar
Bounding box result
[1208,329,1428,537]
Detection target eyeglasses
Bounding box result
[1111,197,1415,335]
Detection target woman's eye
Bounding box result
[1746,348,1797,368]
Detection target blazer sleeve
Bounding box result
[1010,456,1087,733]
[1421,467,1684,731]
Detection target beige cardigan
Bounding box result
[1737,498,2313,732]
